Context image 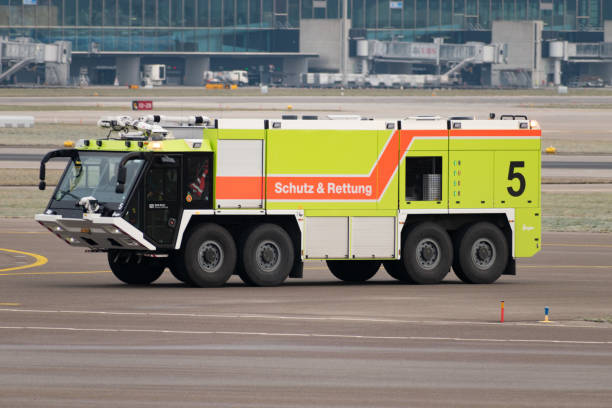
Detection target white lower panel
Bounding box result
[216,199,263,209]
[351,216,396,258]
[35,214,155,251]
[304,217,349,259]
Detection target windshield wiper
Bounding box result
[56,189,80,201]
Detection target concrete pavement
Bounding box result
[0,219,611,407]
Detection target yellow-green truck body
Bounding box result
[35,116,541,286]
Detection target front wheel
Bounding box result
[327,260,381,282]
[401,222,452,284]
[183,223,237,287]
[382,260,414,283]
[108,251,165,285]
[455,222,508,284]
[168,253,196,286]
[242,224,294,287]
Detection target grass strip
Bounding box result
[0,123,107,147]
[0,188,50,218]
[582,316,612,324]
[0,169,62,186]
[542,192,612,233]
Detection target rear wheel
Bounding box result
[401,222,452,284]
[456,222,508,284]
[108,251,165,285]
[242,224,294,287]
[452,229,471,283]
[183,223,236,287]
[327,260,381,282]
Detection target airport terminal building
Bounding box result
[1,0,611,86]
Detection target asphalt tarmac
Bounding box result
[0,219,611,407]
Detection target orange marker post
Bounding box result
[500,301,505,323]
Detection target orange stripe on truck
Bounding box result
[216,176,263,200]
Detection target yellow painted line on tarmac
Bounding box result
[0,303,20,306]
[521,265,612,269]
[0,248,47,273]
[0,270,110,277]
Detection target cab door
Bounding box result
[143,155,181,247]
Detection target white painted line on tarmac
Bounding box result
[0,308,609,330]
[0,325,610,345]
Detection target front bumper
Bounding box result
[35,213,156,251]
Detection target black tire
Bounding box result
[183,223,237,287]
[456,222,508,284]
[168,253,196,286]
[451,228,471,283]
[401,222,453,284]
[327,260,381,282]
[242,223,294,287]
[107,251,165,285]
[235,228,256,286]
[382,260,415,283]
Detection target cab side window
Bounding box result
[146,168,178,202]
[183,154,213,209]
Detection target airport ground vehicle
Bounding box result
[36,114,541,287]
[141,64,166,87]
[203,70,249,86]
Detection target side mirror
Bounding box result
[117,167,127,185]
[115,167,127,194]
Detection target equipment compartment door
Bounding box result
[494,151,540,208]
[216,139,264,209]
[304,217,349,259]
[144,156,181,247]
[449,151,494,209]
[400,151,448,210]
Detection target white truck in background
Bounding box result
[141,64,166,87]
[203,70,249,86]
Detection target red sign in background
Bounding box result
[132,100,153,110]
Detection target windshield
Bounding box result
[49,151,144,213]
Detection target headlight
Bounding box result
[102,226,122,234]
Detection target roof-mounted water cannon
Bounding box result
[142,115,211,127]
[97,115,169,140]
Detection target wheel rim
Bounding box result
[256,240,281,272]
[197,240,224,273]
[415,238,441,270]
[471,238,496,269]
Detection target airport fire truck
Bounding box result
[35,113,541,287]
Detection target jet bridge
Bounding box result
[362,40,506,65]
[350,39,506,87]
[0,37,71,85]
